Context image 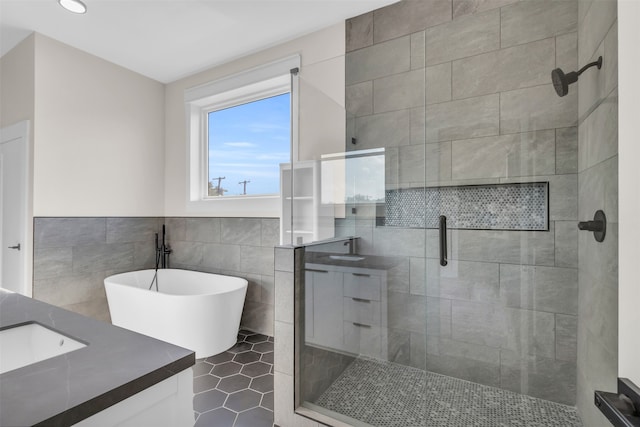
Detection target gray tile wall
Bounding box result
[32,216,280,337]
[575,1,618,425]
[345,0,580,406]
[166,217,279,336]
[33,217,162,322]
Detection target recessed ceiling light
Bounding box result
[58,0,87,14]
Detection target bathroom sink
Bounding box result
[0,323,86,374]
[329,255,365,262]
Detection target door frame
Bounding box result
[0,120,31,296]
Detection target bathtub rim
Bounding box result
[104,268,248,298]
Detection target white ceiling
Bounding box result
[0,0,397,83]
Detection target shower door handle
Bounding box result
[439,215,448,267]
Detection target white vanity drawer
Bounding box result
[343,297,381,325]
[343,273,381,301]
[343,321,381,357]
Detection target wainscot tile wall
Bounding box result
[32,217,280,336]
[342,0,580,406]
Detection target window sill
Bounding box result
[186,195,280,218]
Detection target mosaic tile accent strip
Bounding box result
[314,357,582,427]
[384,183,548,230]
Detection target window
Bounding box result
[185,55,300,216]
[207,93,290,197]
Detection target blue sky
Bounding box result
[208,93,290,196]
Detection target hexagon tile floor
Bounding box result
[192,329,274,427]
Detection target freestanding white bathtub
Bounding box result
[104,269,247,358]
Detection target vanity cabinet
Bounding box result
[305,262,387,359]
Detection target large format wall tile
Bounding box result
[578,90,617,172]
[451,226,556,266]
[346,36,410,85]
[452,38,555,99]
[34,217,106,248]
[185,217,221,243]
[425,94,499,142]
[354,110,410,149]
[555,220,578,268]
[346,81,373,117]
[425,9,500,66]
[424,259,500,303]
[106,217,160,244]
[500,84,577,133]
[556,127,578,174]
[33,247,73,280]
[425,63,452,105]
[72,243,134,274]
[556,32,578,75]
[373,68,425,113]
[220,218,262,246]
[411,31,425,70]
[346,12,373,52]
[500,351,577,405]
[556,314,578,362]
[500,265,578,315]
[451,130,556,179]
[451,301,556,357]
[452,0,518,19]
[501,0,577,48]
[577,23,617,120]
[373,0,452,43]
[577,0,617,65]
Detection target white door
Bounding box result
[0,121,29,295]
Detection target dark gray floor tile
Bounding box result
[261,391,274,411]
[206,351,234,364]
[212,361,242,377]
[241,362,271,378]
[194,375,221,393]
[218,374,251,393]
[235,407,273,427]
[193,361,213,376]
[193,389,227,413]
[245,333,269,343]
[234,351,261,364]
[250,374,273,393]
[195,407,236,427]
[225,389,262,412]
[228,342,253,354]
[252,341,274,353]
[260,351,274,364]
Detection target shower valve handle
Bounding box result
[578,210,606,242]
[578,220,604,232]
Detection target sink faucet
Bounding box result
[343,238,356,255]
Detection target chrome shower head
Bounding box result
[551,56,603,97]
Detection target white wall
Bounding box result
[618,0,640,387]
[164,23,346,217]
[32,34,165,217]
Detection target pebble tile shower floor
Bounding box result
[192,330,274,427]
[314,357,583,427]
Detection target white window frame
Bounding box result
[184,55,300,217]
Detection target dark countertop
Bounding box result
[304,251,402,271]
[0,289,195,427]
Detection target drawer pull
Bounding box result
[352,273,371,277]
[306,268,329,273]
[351,297,371,303]
[352,322,371,328]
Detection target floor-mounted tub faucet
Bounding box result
[156,224,172,269]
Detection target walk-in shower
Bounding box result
[287,0,619,426]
